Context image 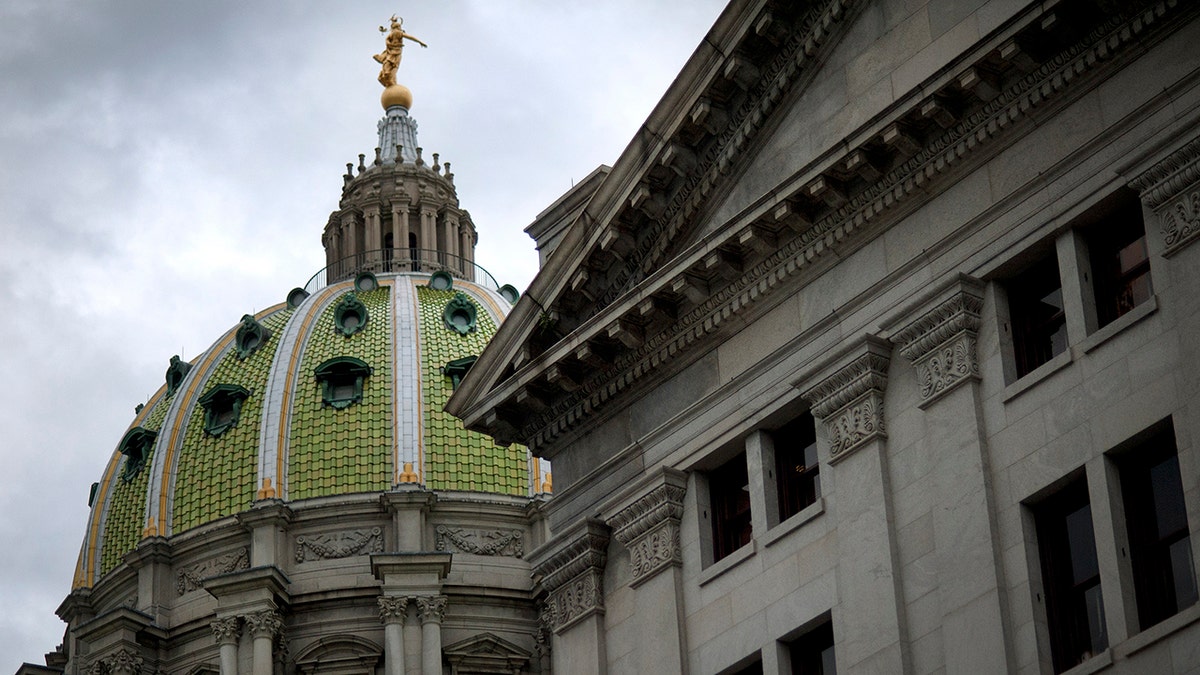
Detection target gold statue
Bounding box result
[374,15,427,88]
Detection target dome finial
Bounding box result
[374,14,427,110]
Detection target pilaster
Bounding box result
[1129,133,1200,258]
[529,519,610,674]
[890,275,1011,673]
[800,336,908,674]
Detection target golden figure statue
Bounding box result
[374,15,427,88]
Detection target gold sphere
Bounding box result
[381,84,413,110]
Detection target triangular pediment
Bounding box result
[443,632,531,672]
[449,0,1183,455]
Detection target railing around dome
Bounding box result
[304,249,500,293]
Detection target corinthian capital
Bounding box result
[378,595,410,623]
[800,336,891,461]
[416,595,447,624]
[244,609,283,639]
[210,616,241,645]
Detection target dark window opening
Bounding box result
[710,452,752,563]
[314,356,373,410]
[1119,427,1197,631]
[383,232,395,271]
[1087,195,1152,328]
[1034,478,1107,672]
[774,412,820,522]
[789,619,836,675]
[726,660,763,675]
[1008,255,1068,378]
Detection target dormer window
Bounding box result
[314,357,373,409]
[118,427,158,483]
[198,384,251,437]
[235,315,272,360]
[442,355,478,389]
[334,293,370,337]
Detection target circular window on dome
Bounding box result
[442,292,477,335]
[287,287,310,309]
[354,271,379,292]
[235,314,272,360]
[498,284,520,305]
[334,293,369,337]
[429,270,454,291]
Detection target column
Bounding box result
[421,208,437,268]
[458,224,471,276]
[245,609,282,675]
[606,469,688,674]
[801,336,909,674]
[444,215,459,266]
[891,276,1010,673]
[391,202,410,270]
[529,519,610,675]
[417,595,447,675]
[211,617,240,675]
[379,596,409,675]
[365,205,382,268]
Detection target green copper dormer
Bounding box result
[118,426,158,483]
[198,384,251,436]
[315,356,373,409]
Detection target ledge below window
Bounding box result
[1002,349,1073,404]
[698,540,757,587]
[1079,295,1158,355]
[764,498,825,548]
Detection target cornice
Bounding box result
[490,0,1189,454]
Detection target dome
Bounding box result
[74,269,544,588]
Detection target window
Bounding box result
[117,426,158,483]
[710,452,752,562]
[774,412,820,522]
[725,660,763,675]
[1034,477,1107,672]
[1007,255,1068,377]
[1086,193,1152,328]
[198,384,250,437]
[314,356,373,409]
[1118,427,1197,630]
[788,619,836,675]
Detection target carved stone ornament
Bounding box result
[416,595,448,624]
[86,648,145,675]
[1130,134,1200,256]
[378,595,409,624]
[210,616,241,645]
[244,609,283,639]
[892,279,984,406]
[435,525,523,557]
[608,481,686,587]
[178,548,249,595]
[801,338,890,462]
[532,521,609,634]
[295,527,383,562]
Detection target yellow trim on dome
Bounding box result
[78,386,167,588]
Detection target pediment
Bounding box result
[443,632,531,672]
[449,0,1192,455]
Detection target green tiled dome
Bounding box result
[75,273,546,589]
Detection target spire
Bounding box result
[378,107,419,164]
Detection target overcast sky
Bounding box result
[0,1,726,667]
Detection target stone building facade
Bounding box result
[449,1,1200,673]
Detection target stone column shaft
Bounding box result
[244,610,281,675]
[379,596,409,675]
[211,617,241,675]
[417,595,447,675]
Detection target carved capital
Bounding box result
[416,595,447,624]
[1130,134,1200,256]
[378,595,410,624]
[800,337,890,461]
[608,475,687,586]
[892,278,984,406]
[88,648,145,675]
[532,520,610,633]
[244,609,282,639]
[210,616,241,645]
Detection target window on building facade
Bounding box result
[1118,427,1198,630]
[710,452,753,563]
[1008,255,1068,378]
[787,619,836,675]
[1087,193,1152,328]
[773,412,820,522]
[726,660,764,675]
[1034,477,1107,672]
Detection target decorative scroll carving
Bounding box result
[801,338,890,461]
[533,600,553,659]
[295,527,383,562]
[210,616,241,645]
[892,280,984,405]
[1130,134,1200,256]
[378,595,410,624]
[532,521,610,634]
[435,525,524,557]
[245,609,283,639]
[608,479,687,586]
[177,548,249,595]
[416,595,448,624]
